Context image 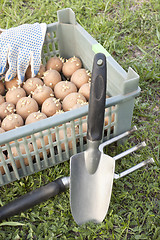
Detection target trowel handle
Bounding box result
[87,53,107,141]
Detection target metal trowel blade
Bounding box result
[70,151,115,225]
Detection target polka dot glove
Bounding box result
[0,23,47,84]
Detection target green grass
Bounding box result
[0,0,160,239]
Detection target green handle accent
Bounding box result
[92,43,110,57]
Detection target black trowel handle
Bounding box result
[87,53,107,141]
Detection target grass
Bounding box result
[0,0,160,239]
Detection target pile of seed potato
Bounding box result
[0,56,114,174]
[0,56,91,133]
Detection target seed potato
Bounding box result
[0,127,5,134]
[58,124,79,151]
[32,85,54,106]
[79,82,91,101]
[16,97,39,120]
[23,77,43,95]
[0,102,16,120]
[6,87,26,105]
[25,112,47,125]
[43,69,61,89]
[62,92,87,111]
[0,95,5,105]
[9,142,34,168]
[62,56,82,78]
[0,153,7,175]
[34,130,56,158]
[71,103,88,139]
[1,113,24,131]
[36,64,46,79]
[0,81,5,95]
[25,64,45,79]
[46,56,63,72]
[104,106,115,126]
[41,97,61,117]
[54,81,77,100]
[71,68,90,89]
[5,76,22,90]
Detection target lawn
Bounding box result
[0,0,160,239]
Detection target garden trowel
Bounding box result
[70,53,115,225]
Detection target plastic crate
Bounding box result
[0,8,140,186]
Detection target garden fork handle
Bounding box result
[0,177,69,221]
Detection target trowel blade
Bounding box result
[70,151,115,225]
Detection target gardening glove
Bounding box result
[0,23,47,84]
